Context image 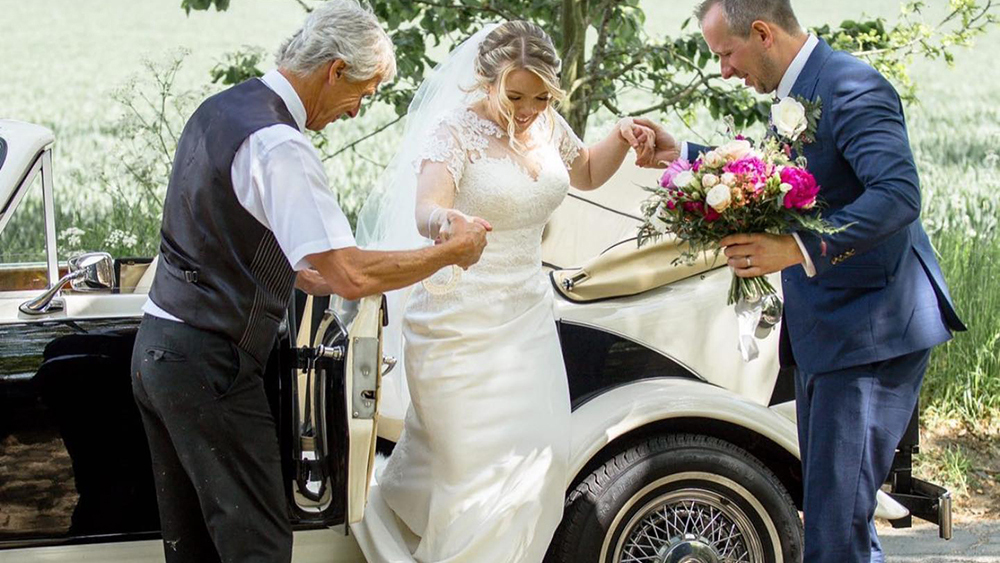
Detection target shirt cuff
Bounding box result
[792,233,816,277]
[681,141,689,162]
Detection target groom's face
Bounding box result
[701,4,780,94]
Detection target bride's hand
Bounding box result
[437,210,492,243]
[442,212,491,269]
[616,118,656,164]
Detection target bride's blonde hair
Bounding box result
[474,21,566,151]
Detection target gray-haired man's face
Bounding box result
[309,60,383,131]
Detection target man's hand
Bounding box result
[720,233,804,277]
[441,212,491,269]
[295,268,332,295]
[617,118,657,161]
[631,118,681,168]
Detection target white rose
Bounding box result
[779,182,794,193]
[771,97,808,140]
[717,139,753,161]
[703,150,726,169]
[705,184,732,213]
[702,173,720,188]
[721,172,737,186]
[672,170,695,189]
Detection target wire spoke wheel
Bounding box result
[614,488,765,563]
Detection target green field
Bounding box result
[2,0,998,462]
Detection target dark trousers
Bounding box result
[795,348,930,563]
[130,315,291,563]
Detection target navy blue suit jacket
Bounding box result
[691,39,965,374]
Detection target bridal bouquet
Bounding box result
[638,98,842,307]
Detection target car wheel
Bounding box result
[548,434,803,563]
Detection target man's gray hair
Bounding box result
[276,0,397,82]
[695,0,802,37]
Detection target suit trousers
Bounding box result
[130,314,292,563]
[795,348,930,563]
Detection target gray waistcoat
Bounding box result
[150,79,299,366]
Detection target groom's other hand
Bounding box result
[630,118,681,168]
[442,213,490,269]
[720,233,804,277]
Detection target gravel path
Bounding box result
[881,521,1000,562]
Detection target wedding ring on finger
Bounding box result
[746,256,752,268]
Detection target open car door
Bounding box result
[284,294,385,529]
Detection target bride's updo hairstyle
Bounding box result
[474,21,566,148]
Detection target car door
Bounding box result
[285,294,384,530]
[0,123,382,561]
[0,138,159,552]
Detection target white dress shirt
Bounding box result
[681,34,820,276]
[144,69,356,322]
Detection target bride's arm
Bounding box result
[568,121,654,191]
[415,162,492,240]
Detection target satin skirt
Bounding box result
[352,289,571,563]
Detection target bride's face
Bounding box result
[493,68,552,135]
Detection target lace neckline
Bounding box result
[460,107,547,148]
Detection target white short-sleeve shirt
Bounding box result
[143,69,356,321]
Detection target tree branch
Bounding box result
[410,0,515,21]
[852,0,994,57]
[626,73,721,117]
[322,114,404,161]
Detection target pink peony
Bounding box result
[724,156,769,181]
[781,167,820,209]
[660,159,692,188]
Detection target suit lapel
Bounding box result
[789,38,834,101]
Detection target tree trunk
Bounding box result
[559,0,590,138]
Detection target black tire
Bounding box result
[547,434,803,563]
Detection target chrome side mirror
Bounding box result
[19,252,114,315]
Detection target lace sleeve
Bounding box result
[414,117,467,190]
[553,111,585,170]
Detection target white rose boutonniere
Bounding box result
[771,97,808,140]
[770,95,822,156]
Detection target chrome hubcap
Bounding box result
[615,489,765,563]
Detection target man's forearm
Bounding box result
[309,245,456,300]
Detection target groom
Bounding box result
[637,0,965,561]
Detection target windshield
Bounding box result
[0,136,7,172]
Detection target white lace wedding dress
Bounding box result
[352,106,583,563]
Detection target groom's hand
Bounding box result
[630,118,680,169]
[720,233,804,277]
[443,212,491,269]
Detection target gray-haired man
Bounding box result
[131,2,488,562]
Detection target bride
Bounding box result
[353,20,653,563]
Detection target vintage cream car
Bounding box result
[0,119,950,563]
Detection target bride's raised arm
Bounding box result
[564,115,655,191]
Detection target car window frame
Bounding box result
[0,150,58,296]
[0,136,8,173]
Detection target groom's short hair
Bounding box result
[696,0,802,37]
